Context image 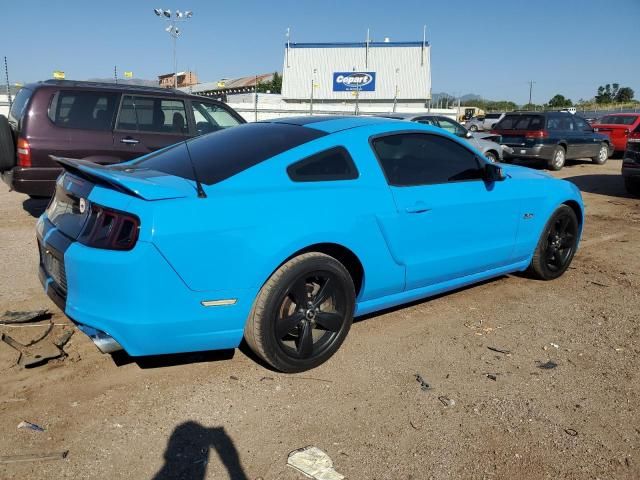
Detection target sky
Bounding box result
[2,0,639,104]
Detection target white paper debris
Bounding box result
[287,446,344,480]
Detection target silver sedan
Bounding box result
[379,113,512,162]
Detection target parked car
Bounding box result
[0,79,245,197]
[37,116,584,372]
[465,112,504,131]
[379,113,511,162]
[622,127,640,195]
[592,113,640,154]
[492,111,612,170]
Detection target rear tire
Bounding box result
[547,146,566,171]
[527,205,579,280]
[592,143,609,165]
[0,115,15,172]
[244,252,355,373]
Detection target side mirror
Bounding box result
[484,162,506,182]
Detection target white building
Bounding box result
[282,40,431,107]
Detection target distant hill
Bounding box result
[432,92,483,103]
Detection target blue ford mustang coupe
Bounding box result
[37,116,583,372]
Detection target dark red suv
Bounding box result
[0,80,245,197]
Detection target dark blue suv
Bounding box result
[492,111,612,170]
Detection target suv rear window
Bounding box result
[494,114,544,131]
[131,122,327,185]
[8,88,33,126]
[485,113,502,119]
[598,115,638,125]
[48,91,119,131]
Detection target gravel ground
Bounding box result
[0,158,638,480]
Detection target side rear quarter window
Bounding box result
[48,90,119,131]
[287,147,358,182]
[371,133,483,186]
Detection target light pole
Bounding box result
[393,68,399,113]
[309,68,317,115]
[153,8,193,89]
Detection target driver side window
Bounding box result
[371,133,483,186]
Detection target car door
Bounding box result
[113,95,191,161]
[371,132,522,291]
[572,115,599,158]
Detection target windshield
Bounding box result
[494,114,544,130]
[598,115,638,125]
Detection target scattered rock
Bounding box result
[0,310,51,325]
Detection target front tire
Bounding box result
[547,146,566,171]
[244,252,355,373]
[592,143,609,165]
[484,151,498,163]
[527,205,579,280]
[625,177,640,196]
[469,125,478,132]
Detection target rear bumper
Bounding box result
[2,166,61,197]
[36,216,253,356]
[503,143,555,160]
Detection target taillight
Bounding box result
[16,138,31,167]
[78,202,140,251]
[525,130,549,139]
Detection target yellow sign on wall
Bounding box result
[53,71,65,80]
[124,71,133,79]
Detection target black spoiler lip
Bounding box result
[50,155,144,199]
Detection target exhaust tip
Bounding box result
[76,325,123,354]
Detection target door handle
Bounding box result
[405,203,431,214]
[120,137,139,145]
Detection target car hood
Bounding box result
[51,156,197,200]
[500,163,554,180]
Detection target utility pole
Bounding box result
[528,80,536,107]
[254,75,259,122]
[114,65,118,84]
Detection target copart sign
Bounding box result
[332,72,376,92]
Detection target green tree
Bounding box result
[256,72,282,94]
[548,94,573,108]
[615,87,634,103]
[521,103,541,111]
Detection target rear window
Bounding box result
[494,114,544,131]
[8,88,33,126]
[48,91,119,131]
[131,122,327,185]
[485,113,502,119]
[598,115,638,125]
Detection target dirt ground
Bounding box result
[0,158,638,480]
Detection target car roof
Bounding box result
[25,79,198,98]
[267,115,403,134]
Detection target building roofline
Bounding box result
[287,41,429,49]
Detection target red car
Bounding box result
[592,113,640,153]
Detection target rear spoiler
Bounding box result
[51,156,144,199]
[50,156,193,200]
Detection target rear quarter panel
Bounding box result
[150,129,406,302]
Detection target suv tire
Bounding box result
[624,177,640,196]
[548,146,566,171]
[0,115,16,172]
[592,143,609,165]
[244,252,355,373]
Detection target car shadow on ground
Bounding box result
[110,349,236,369]
[152,421,248,480]
[22,197,49,217]
[563,174,636,198]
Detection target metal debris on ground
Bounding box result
[536,360,558,370]
[487,346,511,355]
[0,310,51,324]
[564,428,578,437]
[486,374,498,381]
[438,396,455,407]
[287,446,344,480]
[0,451,68,464]
[17,421,45,432]
[414,373,431,391]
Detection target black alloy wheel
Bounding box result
[528,205,579,280]
[275,271,346,360]
[244,252,355,372]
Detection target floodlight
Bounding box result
[185,11,193,18]
[163,9,171,18]
[153,8,162,16]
